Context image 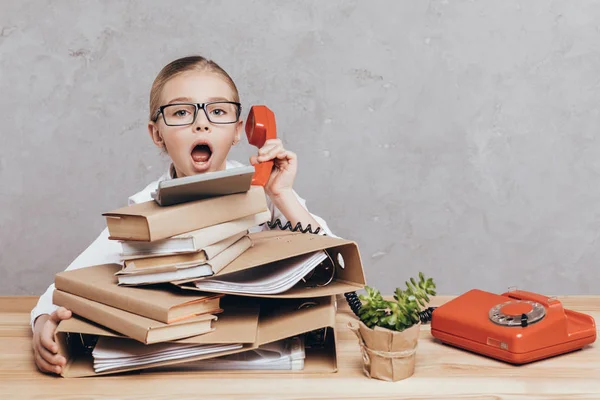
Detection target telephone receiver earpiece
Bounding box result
[245,105,277,187]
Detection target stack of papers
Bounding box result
[192,251,328,295]
[92,336,242,373]
[178,337,305,371]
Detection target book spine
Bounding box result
[52,290,149,344]
[54,274,168,323]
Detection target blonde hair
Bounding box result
[149,55,240,121]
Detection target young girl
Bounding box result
[31,55,334,375]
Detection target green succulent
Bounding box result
[357,272,437,332]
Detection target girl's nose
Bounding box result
[193,111,211,132]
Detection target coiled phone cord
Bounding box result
[264,219,322,234]
[267,219,436,324]
[344,292,363,316]
[417,305,436,324]
[344,290,437,324]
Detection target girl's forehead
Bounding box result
[161,71,235,103]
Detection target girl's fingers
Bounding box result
[35,352,60,375]
[262,138,281,148]
[276,150,296,160]
[40,322,58,354]
[273,151,299,171]
[37,342,65,366]
[49,307,71,324]
[258,143,278,155]
[258,145,283,162]
[56,307,72,320]
[274,151,297,167]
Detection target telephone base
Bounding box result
[431,328,595,365]
[430,289,596,365]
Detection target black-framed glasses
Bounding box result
[153,101,242,126]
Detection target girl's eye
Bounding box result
[210,108,226,115]
[173,109,189,117]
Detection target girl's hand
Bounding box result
[249,138,297,199]
[32,307,72,375]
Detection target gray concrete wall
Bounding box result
[2,0,600,296]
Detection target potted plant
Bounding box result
[348,272,436,382]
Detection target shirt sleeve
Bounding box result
[29,227,122,330]
[257,190,337,238]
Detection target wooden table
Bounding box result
[1,295,599,399]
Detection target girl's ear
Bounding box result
[148,122,166,150]
[232,119,244,146]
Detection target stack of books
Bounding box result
[52,169,367,377]
[113,210,271,286]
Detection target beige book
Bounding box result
[120,231,246,274]
[52,290,216,344]
[103,185,268,242]
[119,210,270,259]
[54,263,223,324]
[116,235,253,286]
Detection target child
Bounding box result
[30,55,334,375]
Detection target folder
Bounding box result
[153,296,338,375]
[103,185,268,242]
[174,230,366,298]
[54,295,337,377]
[54,263,223,324]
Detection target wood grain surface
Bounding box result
[1,295,598,399]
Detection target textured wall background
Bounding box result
[2,0,600,297]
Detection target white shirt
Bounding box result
[30,160,334,329]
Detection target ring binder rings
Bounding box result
[297,301,328,348]
[299,250,336,288]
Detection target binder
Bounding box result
[174,230,366,299]
[54,296,338,377]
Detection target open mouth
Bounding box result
[191,144,212,164]
[190,142,213,172]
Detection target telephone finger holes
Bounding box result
[489,300,546,327]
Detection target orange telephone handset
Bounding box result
[245,105,277,187]
[430,288,596,364]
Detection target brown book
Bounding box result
[55,263,222,323]
[119,211,270,259]
[115,235,253,286]
[102,185,268,242]
[53,289,216,344]
[120,231,246,273]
